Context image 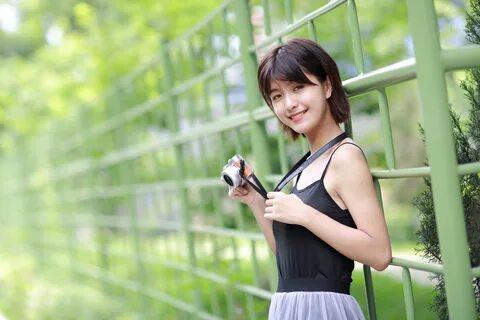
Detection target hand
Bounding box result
[264,192,310,225]
[228,183,265,209]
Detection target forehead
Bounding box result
[269,73,318,91]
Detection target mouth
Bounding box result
[289,110,307,123]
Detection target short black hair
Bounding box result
[257,38,350,140]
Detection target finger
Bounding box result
[263,213,275,220]
[267,192,280,199]
[265,199,275,206]
[229,186,246,196]
[264,206,274,214]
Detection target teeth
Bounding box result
[290,110,306,119]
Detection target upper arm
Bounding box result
[329,145,389,241]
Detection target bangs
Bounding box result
[259,49,316,98]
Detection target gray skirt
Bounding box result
[268,291,365,320]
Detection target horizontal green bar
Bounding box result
[59,95,167,156]
[391,256,444,274]
[170,56,242,97]
[143,286,222,320]
[190,225,265,241]
[142,255,272,299]
[52,54,240,160]
[61,247,272,304]
[31,160,480,199]
[372,162,480,179]
[442,45,480,71]
[472,266,480,277]
[343,58,416,95]
[72,262,221,320]
[234,282,272,300]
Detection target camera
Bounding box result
[220,155,254,187]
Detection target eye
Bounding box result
[271,94,282,102]
[293,85,304,92]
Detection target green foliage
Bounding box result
[414,1,480,318]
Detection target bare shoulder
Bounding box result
[331,141,366,165]
[329,141,370,179]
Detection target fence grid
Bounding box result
[2,0,479,319]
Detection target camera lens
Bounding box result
[222,174,234,186]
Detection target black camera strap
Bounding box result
[240,160,269,199]
[239,131,347,199]
[274,132,348,191]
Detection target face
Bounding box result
[269,72,332,137]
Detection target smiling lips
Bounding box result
[289,109,307,122]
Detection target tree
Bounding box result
[414,0,480,318]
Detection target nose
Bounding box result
[284,93,298,109]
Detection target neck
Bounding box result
[305,121,343,154]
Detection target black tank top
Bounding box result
[273,142,360,294]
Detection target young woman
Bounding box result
[228,38,391,319]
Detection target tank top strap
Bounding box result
[320,142,363,181]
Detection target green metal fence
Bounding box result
[2,0,480,319]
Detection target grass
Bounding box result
[352,271,436,319]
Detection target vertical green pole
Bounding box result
[19,137,44,265]
[234,0,272,182]
[347,0,364,75]
[362,265,377,320]
[401,267,415,320]
[377,89,396,169]
[406,1,476,319]
[283,0,293,25]
[160,39,201,316]
[261,0,272,36]
[14,136,33,252]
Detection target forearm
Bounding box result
[249,202,276,253]
[302,207,391,271]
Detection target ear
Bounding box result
[323,77,332,99]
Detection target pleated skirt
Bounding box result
[268,291,365,320]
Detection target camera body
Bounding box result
[220,154,254,187]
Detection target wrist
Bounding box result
[248,195,265,212]
[300,205,315,227]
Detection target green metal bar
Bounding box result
[261,0,272,36]
[206,22,215,68]
[363,265,377,320]
[377,89,396,169]
[343,58,416,95]
[442,46,480,71]
[160,38,202,315]
[406,1,476,319]
[307,20,317,41]
[249,0,347,52]
[277,128,289,173]
[51,11,480,165]
[167,0,235,50]
[250,240,260,286]
[284,0,293,24]
[17,137,45,265]
[234,0,272,182]
[29,159,480,206]
[221,9,230,56]
[391,257,444,274]
[401,267,415,320]
[246,294,256,320]
[472,266,480,277]
[347,0,365,74]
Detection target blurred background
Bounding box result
[0,0,472,319]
